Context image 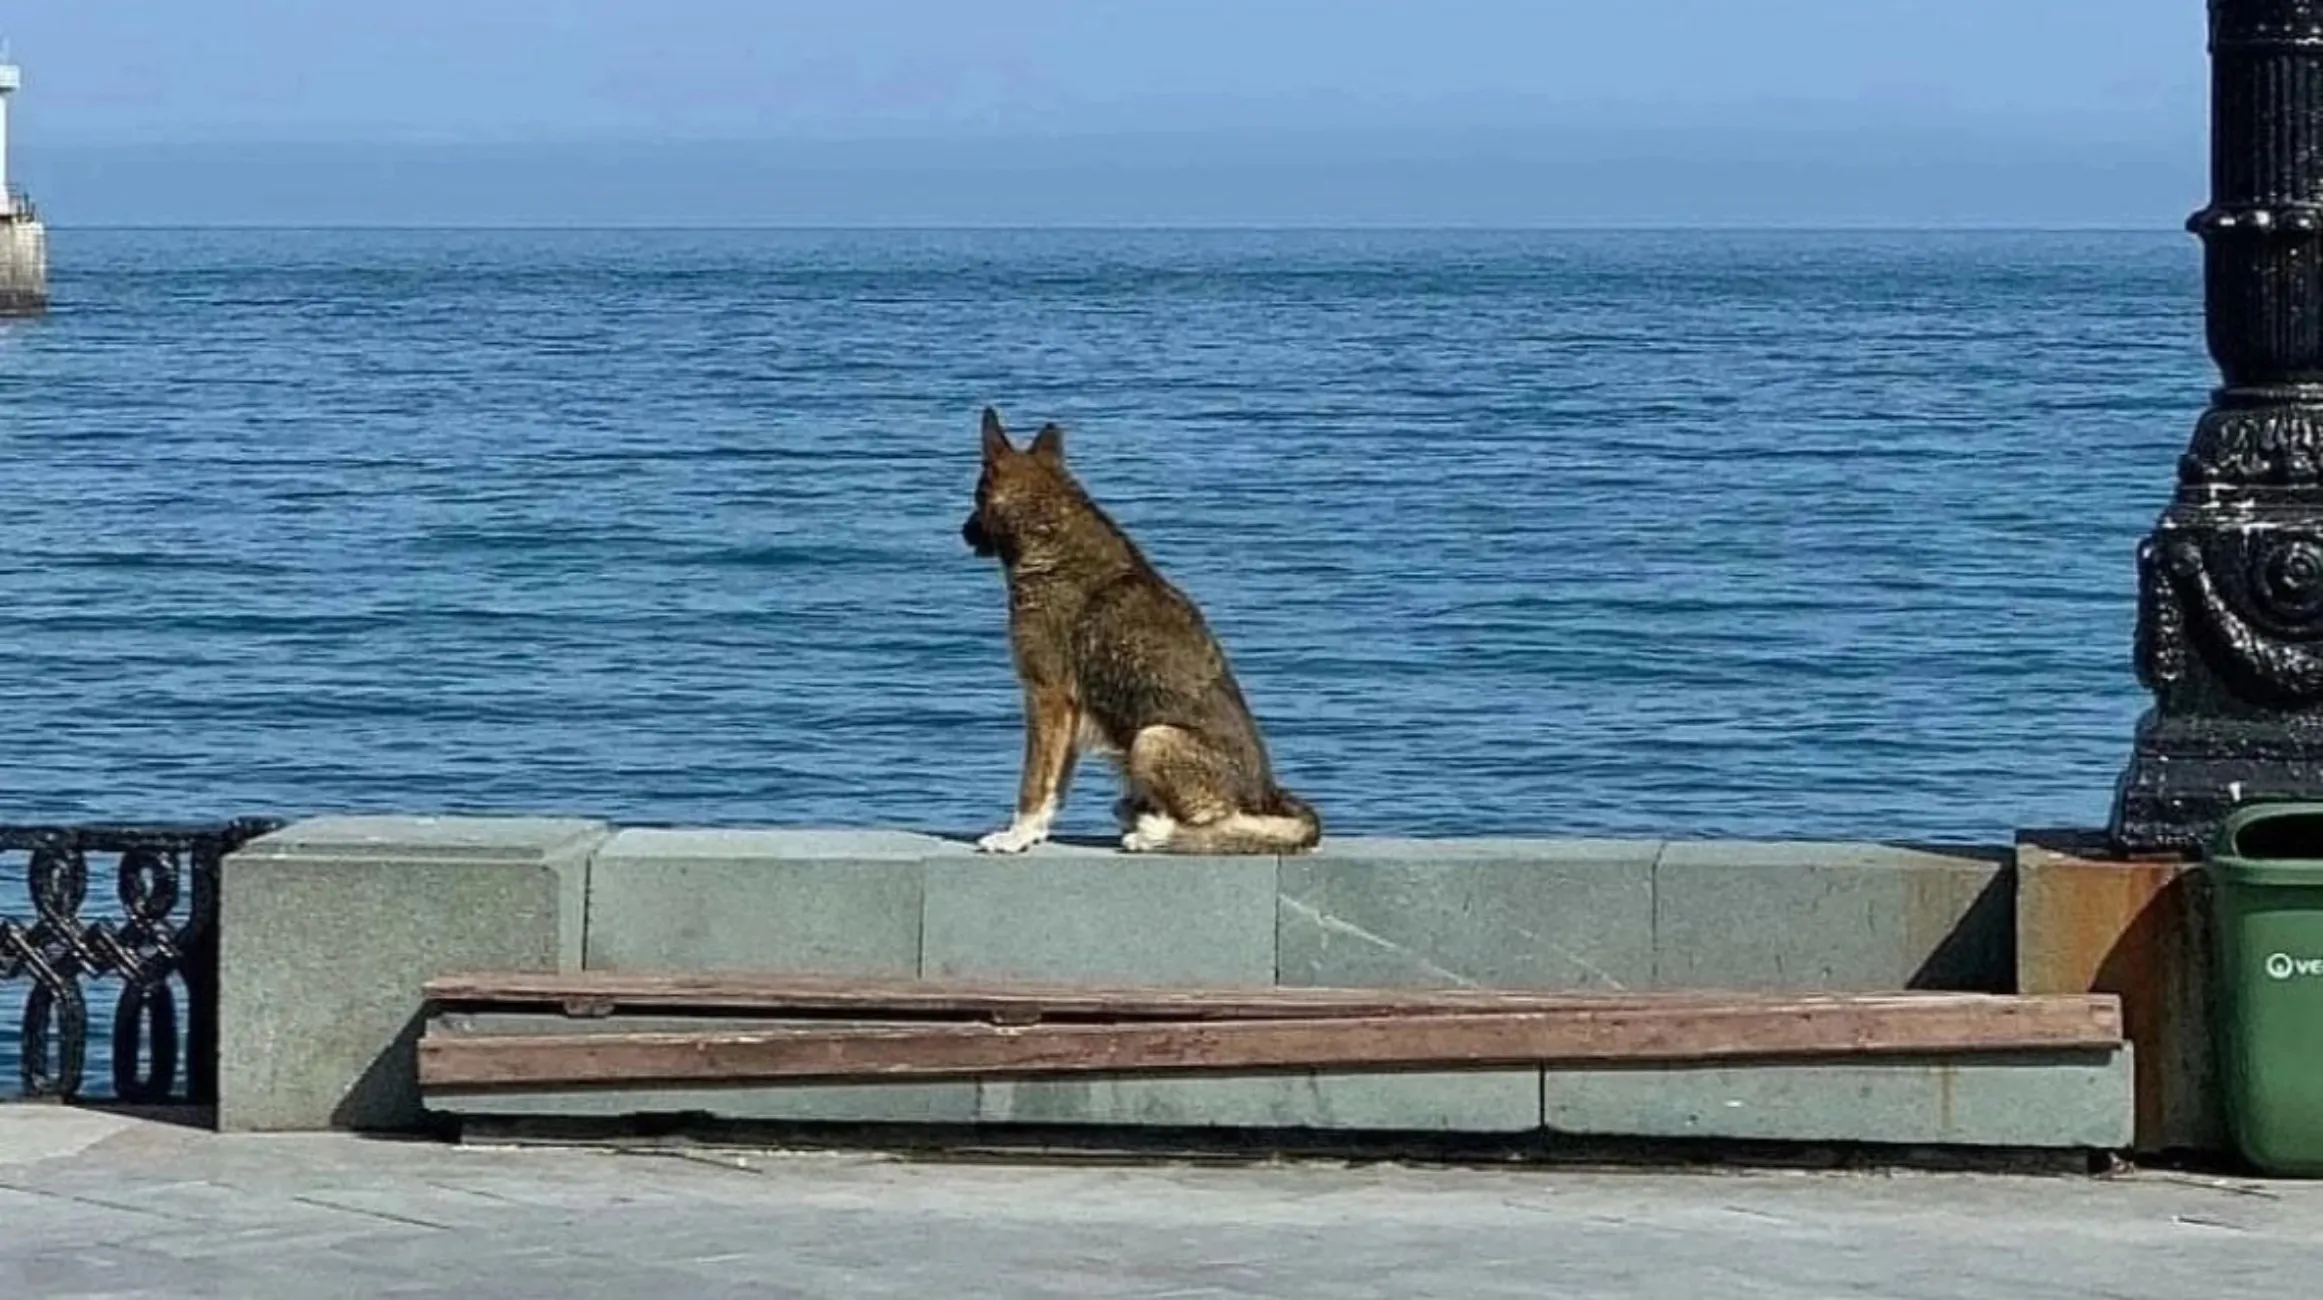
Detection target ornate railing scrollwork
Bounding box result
[0,820,281,1103]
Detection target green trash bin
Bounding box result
[2211,802,2323,1176]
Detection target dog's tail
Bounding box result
[1267,787,1324,850]
[1168,787,1323,855]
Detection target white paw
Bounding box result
[1121,812,1176,853]
[978,800,1057,854]
[977,824,1046,854]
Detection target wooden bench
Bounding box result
[418,972,2126,1093]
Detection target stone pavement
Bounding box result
[2,1108,2317,1299]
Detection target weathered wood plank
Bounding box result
[418,996,2126,1090]
[422,971,2119,1027]
[426,970,1685,1019]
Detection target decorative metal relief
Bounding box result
[2134,536,2190,693]
[2149,529,2323,705]
[0,822,279,1103]
[2182,407,2323,487]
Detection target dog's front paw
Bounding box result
[977,824,1046,854]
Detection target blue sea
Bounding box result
[0,227,2201,1092]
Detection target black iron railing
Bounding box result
[0,820,282,1103]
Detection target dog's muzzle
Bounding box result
[962,512,996,557]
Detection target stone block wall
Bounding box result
[218,817,2131,1154]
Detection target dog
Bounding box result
[962,406,1322,856]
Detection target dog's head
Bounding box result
[962,406,1068,563]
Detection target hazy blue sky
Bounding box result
[0,2,2214,226]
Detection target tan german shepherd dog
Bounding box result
[961,407,1322,855]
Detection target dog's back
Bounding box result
[964,408,1320,855]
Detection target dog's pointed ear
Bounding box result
[1029,422,1065,464]
[981,407,1013,461]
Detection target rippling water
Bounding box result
[0,227,2203,1090]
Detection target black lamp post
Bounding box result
[2115,0,2323,851]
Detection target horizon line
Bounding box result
[15,118,2199,149]
[41,222,2189,235]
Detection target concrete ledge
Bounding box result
[1279,839,1654,990]
[1655,840,2013,991]
[979,1072,1544,1132]
[563,831,2017,996]
[586,828,933,976]
[1543,1048,2135,1150]
[228,818,2137,1154]
[921,843,1277,986]
[219,815,606,1133]
[0,218,45,317]
[563,831,2010,997]
[424,1048,2132,1150]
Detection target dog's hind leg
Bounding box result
[1119,725,1235,853]
[1121,724,1321,855]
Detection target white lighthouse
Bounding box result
[0,49,47,315]
[0,58,16,206]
